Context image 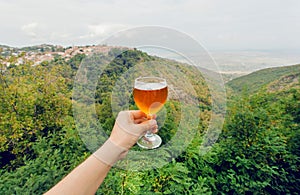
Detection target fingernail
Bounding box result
[150,120,157,126]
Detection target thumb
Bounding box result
[137,119,157,133]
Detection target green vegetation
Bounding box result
[0,48,299,194]
[227,64,300,95]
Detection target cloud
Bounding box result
[81,23,129,39]
[2,0,299,49]
[21,22,39,38]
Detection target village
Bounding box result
[0,44,121,66]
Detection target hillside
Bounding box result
[267,73,299,92]
[227,63,300,95]
[0,48,214,194]
[1,46,299,194]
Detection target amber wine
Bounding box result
[133,83,168,115]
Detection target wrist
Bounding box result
[109,123,140,149]
[93,139,128,166]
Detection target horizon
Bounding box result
[1,42,300,74]
[1,42,300,54]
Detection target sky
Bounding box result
[1,0,300,51]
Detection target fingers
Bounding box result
[150,114,157,119]
[134,118,147,124]
[138,125,159,137]
[129,110,158,134]
[138,119,157,133]
[118,110,159,136]
[129,110,147,119]
[151,125,159,134]
[129,110,157,120]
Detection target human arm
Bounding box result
[45,110,157,195]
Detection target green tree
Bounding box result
[0,63,72,169]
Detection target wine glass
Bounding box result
[133,77,168,149]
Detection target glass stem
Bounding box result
[144,131,156,142]
[145,131,153,138]
[144,114,156,141]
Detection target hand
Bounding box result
[93,110,158,166]
[110,110,158,149]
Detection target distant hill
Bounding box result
[226,64,300,95]
[0,44,12,49]
[20,44,64,52]
[0,44,64,54]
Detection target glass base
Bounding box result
[137,134,162,149]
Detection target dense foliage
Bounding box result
[0,49,299,194]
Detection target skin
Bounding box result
[45,110,157,195]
